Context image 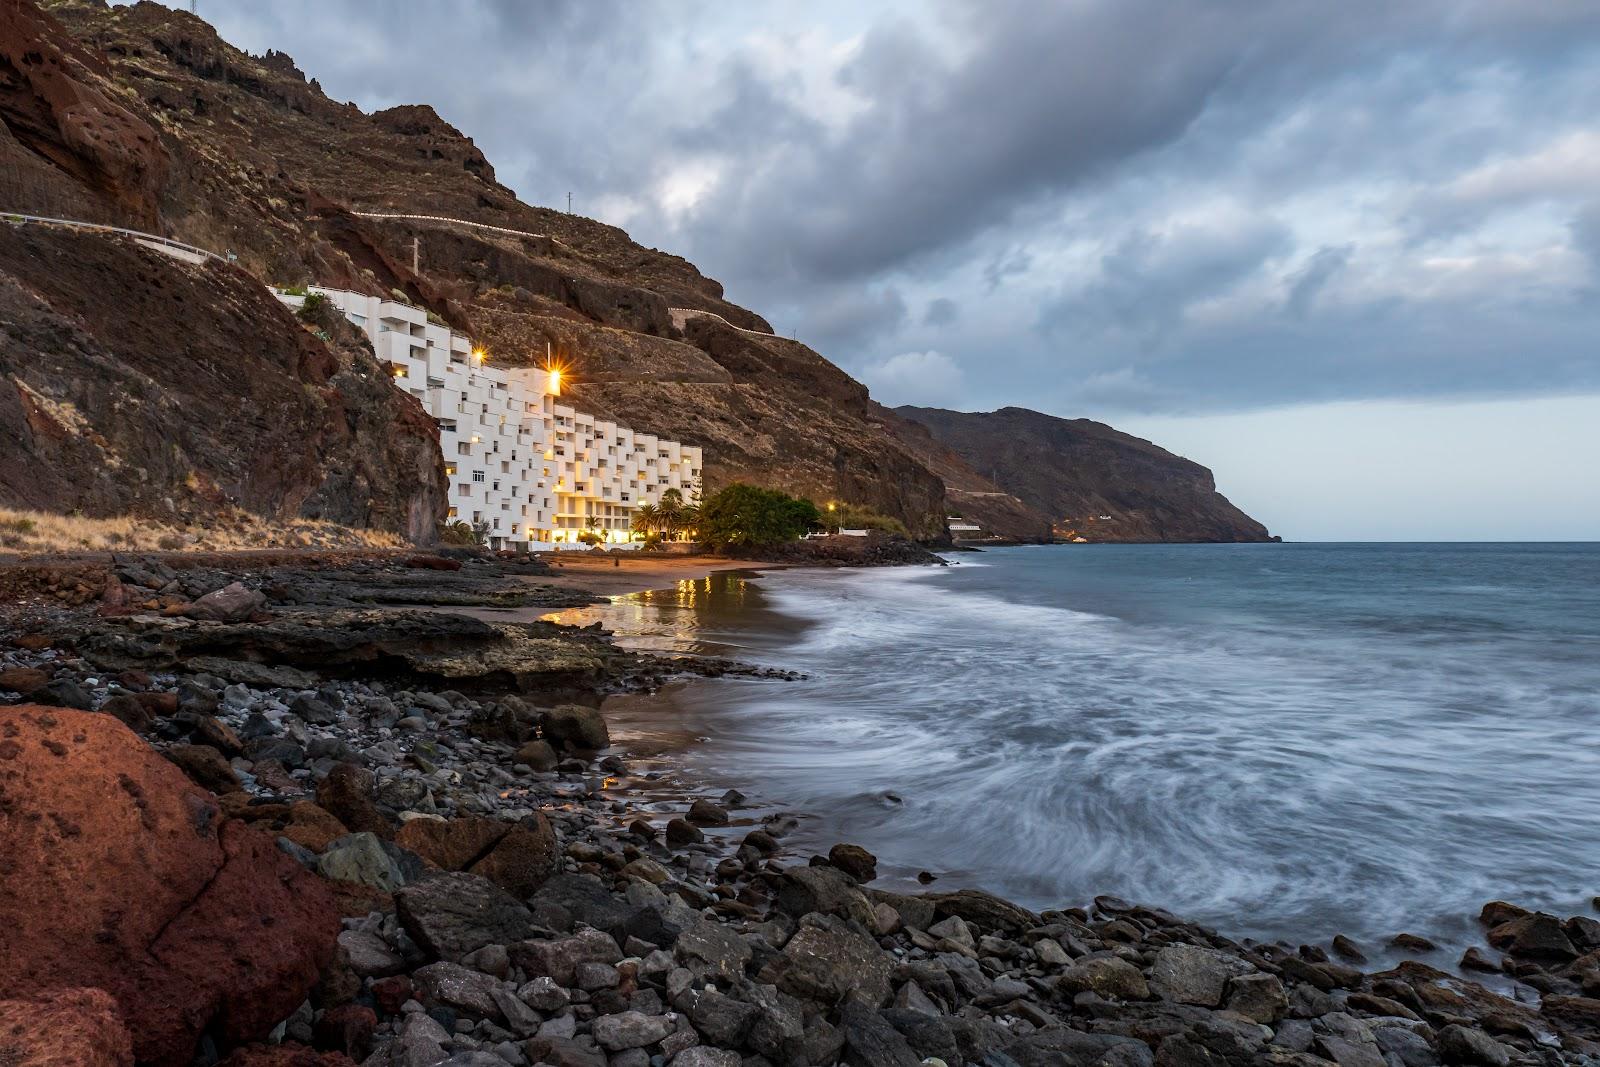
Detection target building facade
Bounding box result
[276,287,702,550]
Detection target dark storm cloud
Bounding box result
[198,0,1600,414]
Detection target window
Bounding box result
[472,471,485,483]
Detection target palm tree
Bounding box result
[657,488,685,541]
[631,502,659,539]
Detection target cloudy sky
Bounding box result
[201,0,1600,540]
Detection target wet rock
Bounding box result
[396,872,535,962]
[763,912,893,1007]
[665,818,704,846]
[0,986,134,1067]
[1458,946,1500,974]
[1390,932,1438,953]
[829,842,879,882]
[1331,934,1368,963]
[1486,912,1576,961]
[686,798,729,826]
[928,888,1039,934]
[541,704,609,751]
[1056,957,1149,1001]
[1149,945,1254,1007]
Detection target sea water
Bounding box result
[586,543,1600,951]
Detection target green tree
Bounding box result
[656,488,685,540]
[631,502,659,538]
[698,484,820,548]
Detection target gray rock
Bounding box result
[593,1011,678,1051]
[393,1010,452,1067]
[1055,956,1149,1001]
[461,943,511,978]
[881,1009,960,1065]
[338,928,406,977]
[1225,971,1288,1024]
[674,919,753,981]
[764,912,893,1007]
[576,961,621,990]
[511,928,623,985]
[1375,1024,1440,1067]
[186,581,267,623]
[776,865,877,929]
[491,985,542,1037]
[414,960,504,1020]
[737,980,806,1060]
[520,976,572,1012]
[1316,1035,1387,1067]
[1436,1025,1509,1067]
[319,832,409,890]
[537,1013,578,1040]
[398,872,535,962]
[1148,944,1254,1007]
[1006,1028,1154,1067]
[676,987,759,1048]
[1272,1020,1315,1053]
[669,1049,741,1067]
[838,1000,920,1067]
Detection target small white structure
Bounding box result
[947,516,983,537]
[276,287,702,550]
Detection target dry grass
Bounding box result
[0,506,406,556]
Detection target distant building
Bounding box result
[276,287,702,550]
[947,515,984,538]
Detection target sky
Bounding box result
[193,0,1600,540]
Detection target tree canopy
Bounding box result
[698,484,820,548]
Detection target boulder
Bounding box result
[1149,944,1254,1007]
[1486,913,1576,961]
[510,927,623,985]
[396,813,559,897]
[396,872,534,962]
[592,1011,677,1051]
[777,865,877,928]
[0,986,134,1067]
[928,888,1039,933]
[316,832,409,891]
[687,798,729,826]
[829,843,878,882]
[184,582,267,623]
[0,666,50,694]
[0,707,337,1067]
[1055,957,1149,1001]
[675,918,754,980]
[763,912,892,1007]
[514,738,559,771]
[314,763,390,837]
[838,1000,921,1067]
[541,704,609,751]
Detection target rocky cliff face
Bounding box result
[0,1,1257,545]
[895,406,1274,543]
[0,225,446,540]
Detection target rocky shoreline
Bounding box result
[2,552,1598,1067]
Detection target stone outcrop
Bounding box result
[0,706,338,1066]
[0,226,447,540]
[896,404,1276,542]
[0,987,134,1067]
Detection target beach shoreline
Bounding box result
[2,548,1596,1065]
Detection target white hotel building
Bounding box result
[276,287,702,550]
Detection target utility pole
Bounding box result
[567,192,572,214]
[412,236,419,274]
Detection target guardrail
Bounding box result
[0,211,226,262]
[350,211,554,243]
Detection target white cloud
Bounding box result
[858,350,966,408]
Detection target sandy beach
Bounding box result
[526,552,784,597]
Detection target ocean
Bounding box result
[580,543,1600,954]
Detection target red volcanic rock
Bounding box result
[0,2,169,226]
[0,707,338,1066]
[0,666,49,693]
[0,987,134,1067]
[396,813,559,897]
[313,1003,377,1060]
[218,1044,358,1067]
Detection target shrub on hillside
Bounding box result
[699,484,820,548]
[827,503,908,536]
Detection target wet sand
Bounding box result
[530,553,784,598]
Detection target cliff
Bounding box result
[895,406,1274,543]
[25,0,949,539]
[0,0,1261,546]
